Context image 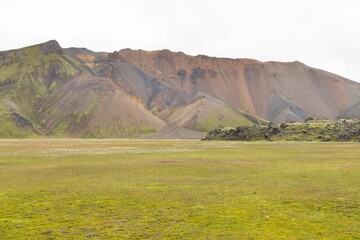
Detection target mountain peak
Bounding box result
[0,40,64,66]
[37,40,63,55]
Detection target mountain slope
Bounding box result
[64,47,107,75]
[0,40,85,137]
[1,40,360,138]
[38,74,165,137]
[117,49,258,114]
[243,61,360,121]
[117,49,360,122]
[0,41,167,138]
[169,93,267,131]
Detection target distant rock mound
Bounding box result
[204,118,360,142]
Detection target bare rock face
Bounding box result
[266,94,309,123]
[38,40,63,55]
[116,49,360,123]
[341,102,360,118]
[108,51,126,61]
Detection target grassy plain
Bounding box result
[0,139,359,239]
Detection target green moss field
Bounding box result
[0,139,359,239]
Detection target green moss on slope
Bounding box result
[0,104,37,138]
[84,124,156,138]
[0,42,86,137]
[195,113,258,132]
[195,104,267,132]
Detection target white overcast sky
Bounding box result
[1,0,360,82]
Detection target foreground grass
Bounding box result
[0,140,359,239]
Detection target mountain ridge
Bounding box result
[0,40,359,138]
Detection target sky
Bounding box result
[1,0,360,82]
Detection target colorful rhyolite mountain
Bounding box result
[0,40,359,138]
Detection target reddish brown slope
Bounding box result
[116,49,360,122]
[64,48,107,75]
[38,74,166,137]
[244,61,360,121]
[118,49,258,114]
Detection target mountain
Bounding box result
[0,40,83,137]
[116,49,360,122]
[0,41,165,138]
[0,40,359,138]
